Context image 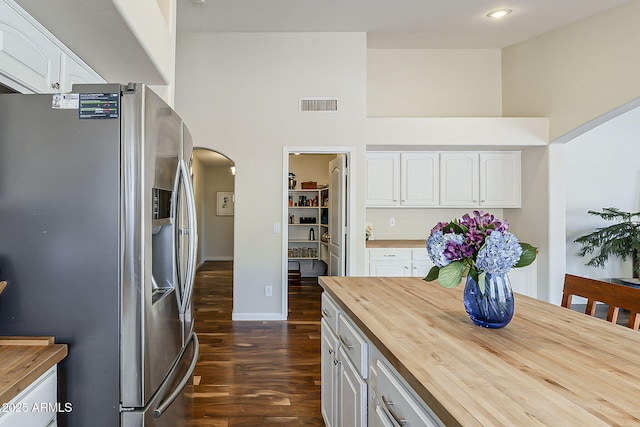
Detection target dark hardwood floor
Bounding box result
[184,261,325,426]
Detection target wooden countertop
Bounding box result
[366,239,425,248]
[319,276,640,426]
[0,337,68,404]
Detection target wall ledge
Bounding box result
[365,117,549,148]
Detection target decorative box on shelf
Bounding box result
[301,181,317,189]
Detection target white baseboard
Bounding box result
[205,256,234,261]
[232,312,287,321]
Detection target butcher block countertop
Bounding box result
[319,276,640,426]
[0,337,67,404]
[366,239,425,248]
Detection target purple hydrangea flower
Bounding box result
[426,231,464,267]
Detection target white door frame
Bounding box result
[282,146,356,319]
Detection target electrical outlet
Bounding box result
[265,286,273,297]
[273,222,281,234]
[390,218,395,227]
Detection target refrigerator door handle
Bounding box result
[153,332,200,418]
[177,158,198,316]
[172,161,185,311]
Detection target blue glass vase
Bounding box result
[463,273,514,328]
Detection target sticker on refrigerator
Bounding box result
[52,94,79,109]
[79,93,119,119]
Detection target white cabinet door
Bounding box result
[479,152,521,208]
[321,319,339,427]
[366,152,400,207]
[339,347,367,427]
[411,248,433,277]
[0,1,61,93]
[440,152,479,206]
[59,53,105,93]
[411,261,433,277]
[369,261,411,277]
[401,152,439,206]
[0,366,57,427]
[368,249,413,277]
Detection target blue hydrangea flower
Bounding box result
[427,231,465,267]
[475,231,522,274]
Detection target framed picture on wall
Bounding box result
[216,192,234,216]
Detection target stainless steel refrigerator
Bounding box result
[0,83,199,426]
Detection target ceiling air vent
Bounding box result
[299,98,338,113]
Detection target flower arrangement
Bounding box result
[424,211,537,292]
[365,224,373,241]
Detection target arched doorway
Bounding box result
[192,148,235,268]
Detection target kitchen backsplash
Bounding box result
[366,208,505,240]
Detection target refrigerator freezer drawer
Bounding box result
[122,333,199,427]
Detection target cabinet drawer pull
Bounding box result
[382,395,407,426]
[383,254,396,257]
[339,335,353,350]
[322,309,331,318]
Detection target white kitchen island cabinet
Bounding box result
[321,294,368,427]
[321,292,440,427]
[319,276,640,426]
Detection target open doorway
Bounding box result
[192,148,235,268]
[282,147,355,318]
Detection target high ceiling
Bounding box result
[176,0,630,48]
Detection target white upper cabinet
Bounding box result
[366,152,439,207]
[365,152,400,207]
[479,152,521,208]
[59,53,103,93]
[0,0,104,93]
[439,152,479,207]
[0,1,61,93]
[367,150,521,208]
[401,152,439,206]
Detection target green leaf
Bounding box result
[437,261,465,288]
[515,243,537,268]
[444,222,468,235]
[468,266,479,283]
[478,271,487,294]
[423,266,440,282]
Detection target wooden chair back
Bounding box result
[562,274,640,330]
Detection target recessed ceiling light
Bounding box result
[487,9,512,19]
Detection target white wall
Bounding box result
[500,0,640,303]
[288,154,336,187]
[175,32,367,319]
[502,1,640,143]
[367,49,502,117]
[565,106,640,280]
